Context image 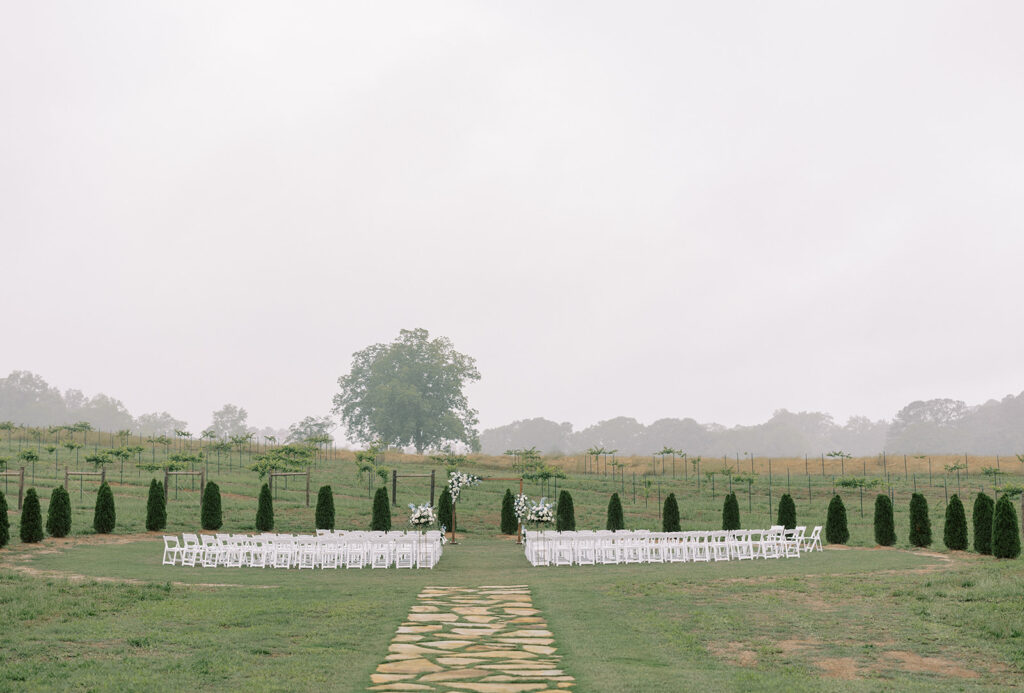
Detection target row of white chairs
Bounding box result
[162,530,444,569]
[523,526,821,567]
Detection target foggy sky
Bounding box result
[2,2,1023,439]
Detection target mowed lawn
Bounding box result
[2,534,1022,692]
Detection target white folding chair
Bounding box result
[647,533,666,563]
[803,525,823,552]
[394,537,416,569]
[689,532,710,562]
[370,540,392,569]
[575,536,597,565]
[200,535,222,567]
[181,533,201,567]
[784,527,804,558]
[162,536,183,565]
[274,537,295,569]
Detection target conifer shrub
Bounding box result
[93,482,116,534]
[145,479,166,532]
[606,493,625,531]
[315,485,334,531]
[0,491,9,548]
[777,493,796,529]
[972,493,994,555]
[200,481,222,531]
[908,492,931,547]
[873,493,895,546]
[556,490,576,531]
[943,494,968,551]
[371,486,391,531]
[500,489,517,535]
[825,494,849,545]
[722,492,740,531]
[256,483,274,532]
[662,492,681,532]
[437,486,454,531]
[20,488,44,543]
[991,494,1021,559]
[46,486,72,537]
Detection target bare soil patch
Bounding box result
[816,657,859,679]
[708,642,758,667]
[883,651,979,679]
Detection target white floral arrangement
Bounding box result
[513,493,530,520]
[447,471,481,503]
[408,502,436,526]
[525,497,555,525]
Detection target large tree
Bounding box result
[333,328,481,453]
[209,403,249,438]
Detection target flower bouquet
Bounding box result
[408,502,436,527]
[447,471,481,503]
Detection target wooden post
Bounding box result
[430,469,436,506]
[306,469,310,507]
[100,468,106,486]
[200,470,206,499]
[18,467,25,510]
[164,468,169,503]
[65,467,70,492]
[392,469,398,507]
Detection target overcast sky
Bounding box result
[2,2,1023,437]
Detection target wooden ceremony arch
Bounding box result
[450,476,524,545]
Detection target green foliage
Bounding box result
[606,493,625,531]
[0,490,9,548]
[251,444,315,480]
[332,328,482,453]
[370,486,391,531]
[315,485,334,531]
[200,481,222,531]
[908,492,932,547]
[972,493,994,555]
[873,494,895,546]
[722,492,740,531]
[943,494,968,551]
[991,494,1021,559]
[437,486,453,531]
[256,483,274,532]
[777,493,796,529]
[144,480,166,532]
[93,482,116,534]
[20,488,44,543]
[500,489,517,535]
[825,494,849,545]
[662,492,680,532]
[46,486,72,537]
[556,490,575,531]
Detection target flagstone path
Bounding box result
[370,585,576,692]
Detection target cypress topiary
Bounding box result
[20,488,44,543]
[371,486,391,531]
[315,485,334,530]
[556,490,576,531]
[437,486,453,531]
[200,481,222,531]
[777,493,796,529]
[145,479,166,532]
[93,482,116,534]
[943,494,968,551]
[972,493,994,555]
[873,493,895,546]
[46,486,72,537]
[0,490,10,548]
[825,494,849,545]
[662,492,681,532]
[991,494,1021,559]
[606,493,625,531]
[908,492,931,547]
[500,489,517,535]
[256,483,274,532]
[722,492,740,531]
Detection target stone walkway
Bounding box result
[370,585,576,692]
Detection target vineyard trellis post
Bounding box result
[0,466,25,509]
[65,467,105,502]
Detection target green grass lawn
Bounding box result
[2,452,1022,691]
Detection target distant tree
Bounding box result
[662,492,680,532]
[93,482,116,534]
[777,493,796,529]
[722,492,740,531]
[825,494,849,545]
[606,493,625,531]
[908,493,932,547]
[256,483,274,532]
[991,494,1021,559]
[437,486,454,531]
[315,485,334,531]
[145,479,166,531]
[943,494,968,551]
[556,490,575,531]
[20,488,44,543]
[201,481,222,531]
[873,494,896,546]
[371,486,391,531]
[287,416,335,445]
[0,490,9,547]
[46,486,72,537]
[332,328,481,453]
[500,489,517,535]
[209,404,249,438]
[972,493,994,555]
[134,412,188,437]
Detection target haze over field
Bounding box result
[2,3,1023,442]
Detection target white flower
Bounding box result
[525,497,555,524]
[408,502,436,526]
[447,471,480,503]
[513,493,530,520]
